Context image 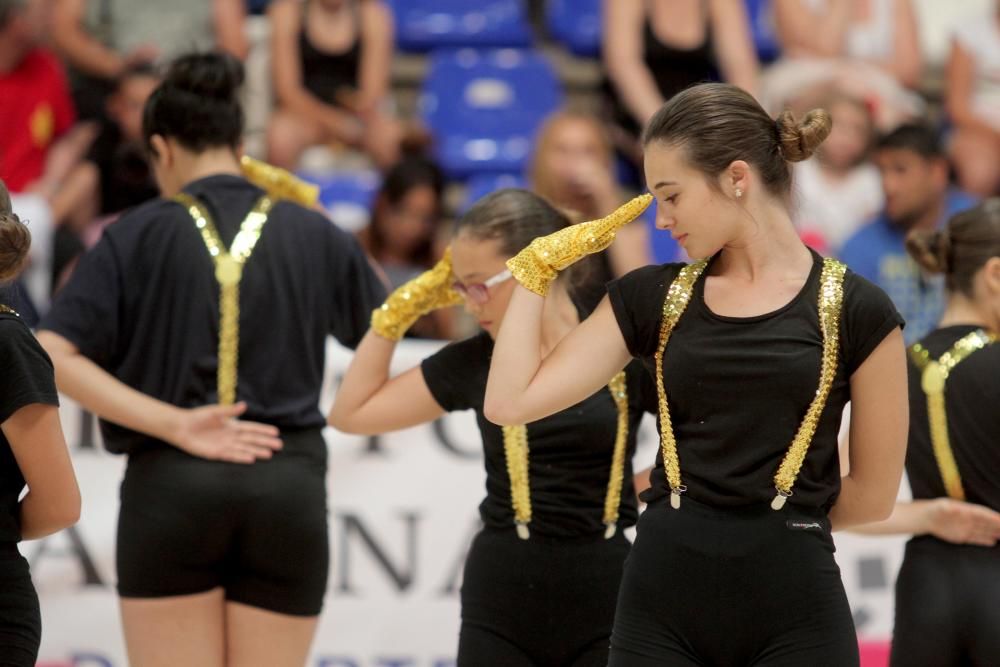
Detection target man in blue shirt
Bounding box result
[840,124,977,343]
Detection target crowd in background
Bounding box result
[2,0,998,344]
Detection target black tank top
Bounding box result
[604,2,718,137]
[299,0,362,105]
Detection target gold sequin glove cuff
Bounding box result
[240,156,320,208]
[371,249,464,341]
[506,194,653,296]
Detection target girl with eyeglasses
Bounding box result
[329,188,654,666]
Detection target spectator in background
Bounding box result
[946,0,1000,198]
[49,0,248,121]
[357,156,453,338]
[529,110,652,304]
[766,0,924,130]
[86,63,160,217]
[602,0,759,167]
[0,0,99,310]
[267,0,412,170]
[793,92,883,253]
[840,124,977,343]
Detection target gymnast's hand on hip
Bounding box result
[168,401,283,464]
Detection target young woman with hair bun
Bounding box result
[35,52,385,666]
[486,82,908,665]
[855,199,1000,666]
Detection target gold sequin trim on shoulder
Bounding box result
[909,329,997,500]
[0,304,19,316]
[174,193,274,405]
[502,371,631,540]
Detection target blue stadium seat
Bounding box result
[420,49,564,179]
[462,173,527,212]
[745,0,781,64]
[387,0,532,52]
[547,0,601,58]
[298,169,382,232]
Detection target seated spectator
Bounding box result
[87,63,160,216]
[766,0,924,130]
[529,110,651,288]
[267,0,415,170]
[946,1,1000,198]
[793,92,883,252]
[49,0,248,121]
[602,0,759,166]
[0,0,98,309]
[840,124,977,343]
[357,156,453,338]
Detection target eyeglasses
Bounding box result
[453,269,512,305]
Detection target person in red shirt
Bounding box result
[0,0,97,232]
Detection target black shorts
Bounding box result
[0,543,40,667]
[891,536,1000,667]
[609,499,859,666]
[116,429,329,616]
[457,526,631,667]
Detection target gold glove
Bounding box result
[371,249,464,341]
[240,156,320,208]
[506,194,653,296]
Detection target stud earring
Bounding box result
[735,188,743,199]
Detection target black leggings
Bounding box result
[116,430,329,616]
[457,526,631,667]
[0,544,40,667]
[609,499,859,666]
[891,536,1000,667]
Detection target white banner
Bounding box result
[28,340,905,666]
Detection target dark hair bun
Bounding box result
[776,109,832,162]
[164,52,243,101]
[906,228,951,275]
[0,213,31,282]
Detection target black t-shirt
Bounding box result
[40,174,386,454]
[421,331,654,538]
[0,314,60,543]
[607,250,903,510]
[906,325,1000,512]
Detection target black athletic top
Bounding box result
[40,174,385,455]
[422,331,655,538]
[299,1,361,105]
[608,250,903,511]
[0,313,60,544]
[906,325,1000,512]
[604,5,718,137]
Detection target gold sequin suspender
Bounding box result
[654,258,847,510]
[770,259,847,509]
[909,329,997,500]
[174,193,274,405]
[0,305,19,316]
[502,371,630,540]
[654,259,710,509]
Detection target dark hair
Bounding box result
[453,188,593,292]
[0,179,31,283]
[0,0,25,29]
[115,61,159,91]
[875,123,944,159]
[642,83,831,197]
[907,199,1000,296]
[368,157,445,266]
[142,52,244,156]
